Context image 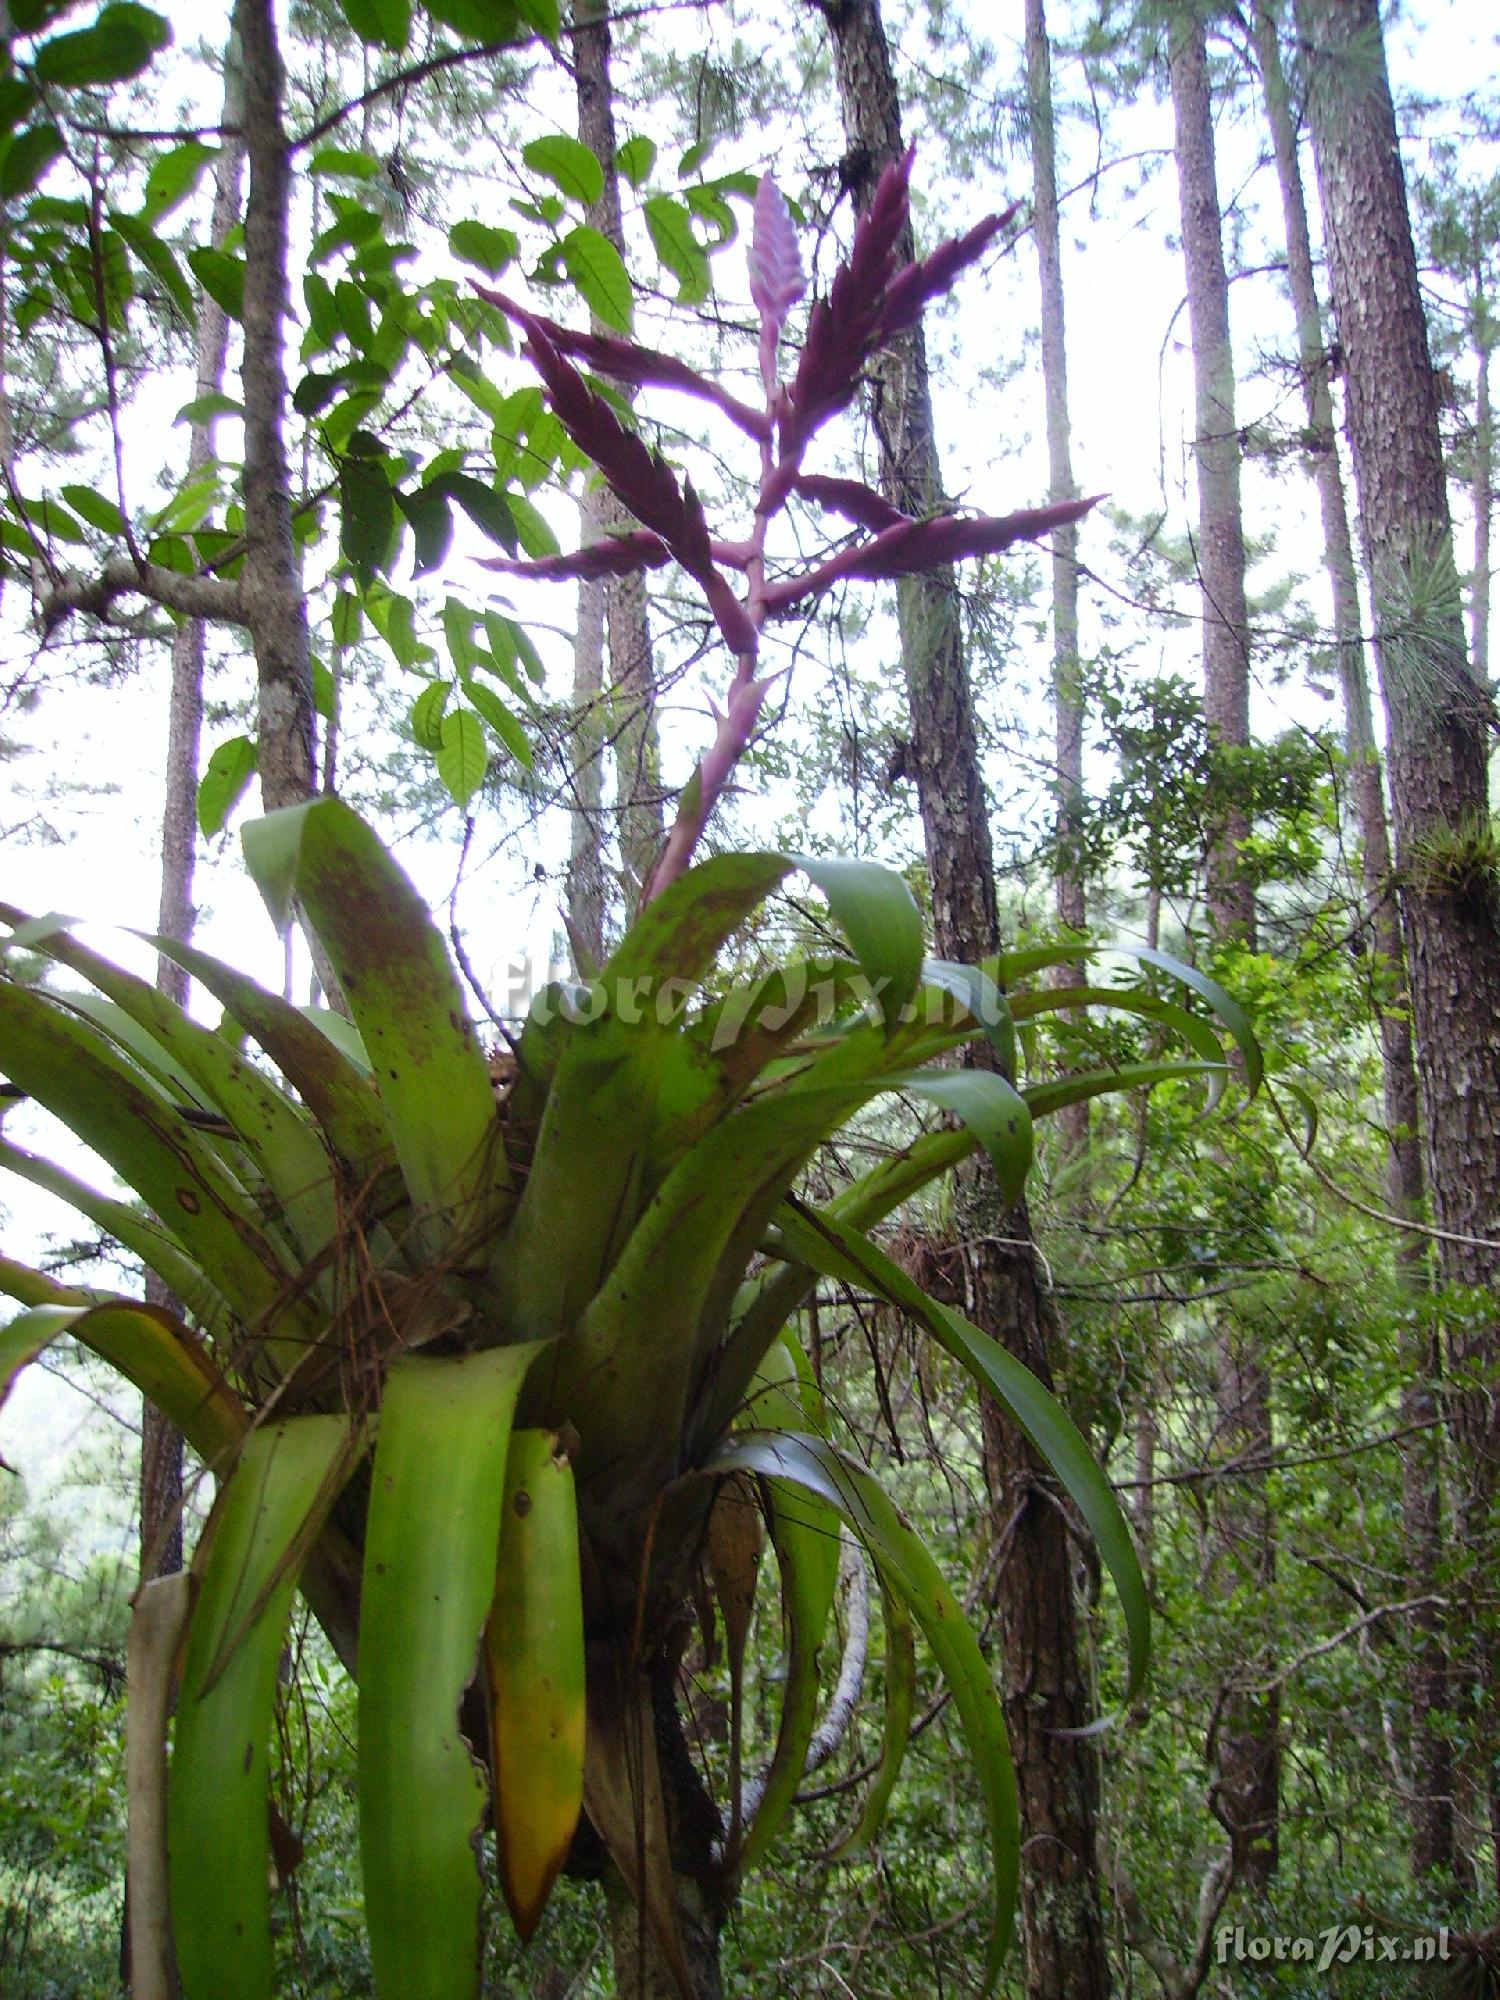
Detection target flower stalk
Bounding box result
[476,149,1095,902]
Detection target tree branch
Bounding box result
[39,558,244,634]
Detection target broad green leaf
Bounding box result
[920,957,1015,1071]
[18,494,88,543]
[1130,944,1262,1091]
[0,1300,244,1466]
[0,1257,94,1311]
[774,1205,1151,1709]
[141,139,215,219]
[241,798,512,1245]
[337,0,410,50]
[298,1002,372,1073]
[1012,984,1231,1109]
[33,4,170,87]
[615,135,655,188]
[606,851,790,987]
[120,213,202,326]
[197,733,257,837]
[426,0,523,36]
[523,134,604,206]
[359,1347,542,2000]
[433,469,515,550]
[449,353,519,426]
[559,1025,914,1494]
[332,589,364,646]
[643,195,708,304]
[186,245,245,320]
[409,680,448,749]
[396,483,453,576]
[560,223,632,333]
[309,145,380,180]
[486,1429,585,1941]
[0,79,38,133]
[59,483,125,536]
[504,489,559,555]
[171,1418,356,2000]
[367,587,432,670]
[312,655,337,721]
[0,124,62,198]
[449,219,518,276]
[460,677,533,768]
[437,706,488,805]
[513,0,558,36]
[340,456,396,577]
[706,1430,1019,1992]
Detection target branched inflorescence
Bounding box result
[474,148,1095,902]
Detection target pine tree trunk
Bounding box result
[236,0,317,814]
[141,41,247,1589]
[1026,0,1088,1161]
[1472,300,1491,685]
[1298,0,1500,1894]
[574,0,664,910]
[820,8,1111,1993]
[567,510,608,967]
[1169,11,1279,1889]
[1252,0,1453,1882]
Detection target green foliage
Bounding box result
[0,795,1254,1996]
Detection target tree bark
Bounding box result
[236,0,317,814]
[1298,0,1500,1894]
[574,0,664,912]
[1025,0,1088,1161]
[567,514,608,968]
[141,36,247,1590]
[1472,256,1492,687]
[1169,9,1279,1889]
[821,8,1111,1994]
[1251,0,1453,1882]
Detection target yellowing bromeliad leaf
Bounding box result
[487,1430,585,1942]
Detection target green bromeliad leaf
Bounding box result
[358,1344,544,2000]
[826,1579,917,1859]
[242,799,511,1251]
[773,1203,1151,1708]
[0,1300,245,1467]
[0,978,317,1350]
[0,1138,231,1333]
[171,1417,360,2000]
[0,904,339,1267]
[733,1473,839,1877]
[148,932,391,1172]
[704,1429,1019,1994]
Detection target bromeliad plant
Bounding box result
[0,153,1261,2000]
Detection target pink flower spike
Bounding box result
[749,175,806,338]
